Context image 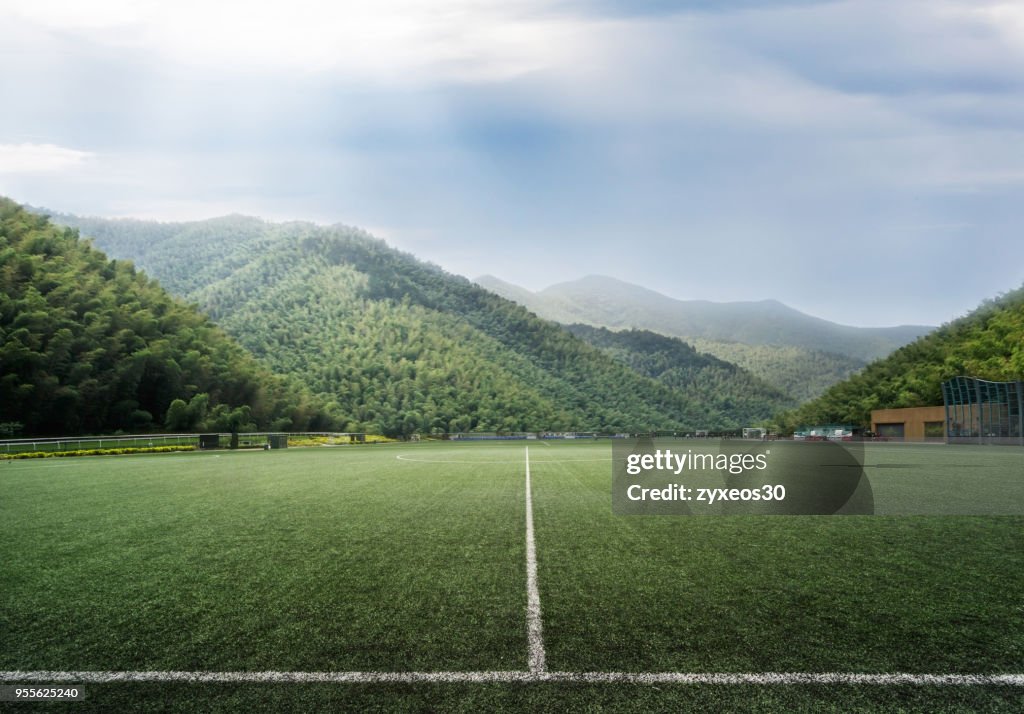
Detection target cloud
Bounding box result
[1,0,1022,326]
[0,143,95,173]
[696,0,1024,102]
[4,0,586,84]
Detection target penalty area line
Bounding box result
[2,671,1022,686]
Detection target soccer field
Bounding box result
[2,441,1022,711]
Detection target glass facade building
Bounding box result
[942,377,1024,445]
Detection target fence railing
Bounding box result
[0,432,367,454]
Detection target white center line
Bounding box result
[525,446,546,674]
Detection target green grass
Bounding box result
[1,440,1022,711]
[863,442,1024,514]
[535,442,1024,673]
[1,448,525,673]
[7,681,1022,713]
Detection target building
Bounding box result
[942,376,1023,445]
[870,406,946,441]
[869,378,1024,444]
[794,424,856,440]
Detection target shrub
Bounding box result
[0,445,196,460]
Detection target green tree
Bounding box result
[164,399,189,431]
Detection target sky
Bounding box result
[1,0,1023,327]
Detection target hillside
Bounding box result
[775,286,1024,431]
[49,212,782,435]
[0,199,338,436]
[476,274,930,400]
[564,324,794,423]
[685,339,866,404]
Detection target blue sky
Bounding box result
[1,0,1023,326]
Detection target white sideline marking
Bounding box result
[2,671,1022,685]
[524,446,546,674]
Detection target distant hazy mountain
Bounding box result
[477,274,930,360]
[475,274,932,401]
[48,211,788,434]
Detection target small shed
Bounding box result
[199,434,221,450]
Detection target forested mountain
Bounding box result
[0,199,338,436]
[49,211,779,435]
[476,274,930,400]
[774,286,1024,431]
[685,339,866,404]
[564,324,794,423]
